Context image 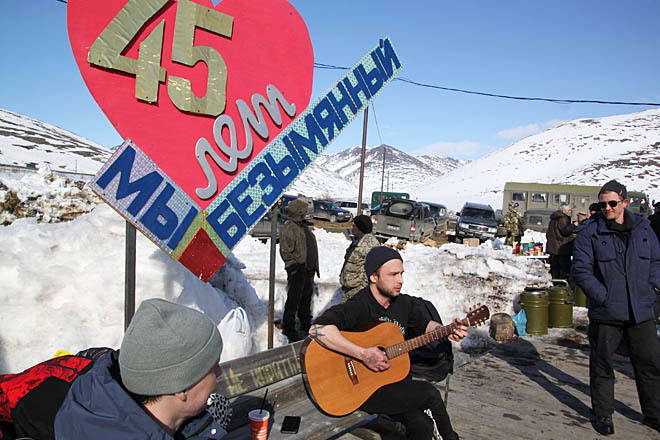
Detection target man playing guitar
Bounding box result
[309,246,468,440]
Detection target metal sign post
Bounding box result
[267,205,278,348]
[357,106,368,213]
[125,221,136,331]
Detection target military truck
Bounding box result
[370,191,410,208]
[502,182,651,220]
[372,198,436,242]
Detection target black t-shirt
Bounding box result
[313,287,429,338]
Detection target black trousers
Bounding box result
[282,264,313,333]
[588,320,660,420]
[360,376,456,440]
[549,254,571,279]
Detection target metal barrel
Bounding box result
[548,280,573,328]
[519,287,549,335]
[573,284,588,308]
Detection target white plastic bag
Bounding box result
[218,307,251,362]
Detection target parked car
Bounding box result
[521,208,555,233]
[421,201,449,235]
[373,198,436,242]
[370,201,390,217]
[455,202,498,243]
[249,209,286,242]
[312,200,352,223]
[337,200,370,218]
[280,194,313,220]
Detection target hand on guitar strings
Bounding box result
[447,318,469,342]
[361,346,390,372]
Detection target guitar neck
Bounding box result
[385,319,466,360]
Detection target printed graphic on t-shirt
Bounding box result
[378,316,405,335]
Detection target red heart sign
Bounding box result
[67,0,314,210]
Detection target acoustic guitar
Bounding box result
[299,305,490,416]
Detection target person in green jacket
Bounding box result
[340,215,381,302]
[279,198,319,342]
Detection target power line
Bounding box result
[370,103,384,145]
[52,0,658,108]
[314,62,660,107]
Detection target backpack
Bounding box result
[0,348,112,440]
[408,299,454,382]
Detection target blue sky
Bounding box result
[2,0,659,159]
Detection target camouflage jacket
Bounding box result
[504,209,522,236]
[339,233,380,300]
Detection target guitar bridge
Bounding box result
[344,357,359,385]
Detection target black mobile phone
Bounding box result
[280,415,301,434]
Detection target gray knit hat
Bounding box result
[119,299,223,395]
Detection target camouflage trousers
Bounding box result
[505,234,520,246]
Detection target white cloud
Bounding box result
[410,140,491,159]
[496,123,541,140]
[497,119,567,140]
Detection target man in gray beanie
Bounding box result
[55,299,228,439]
[310,246,468,440]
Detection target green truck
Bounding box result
[502,182,651,220]
[371,191,410,209]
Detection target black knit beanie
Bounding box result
[599,179,627,199]
[365,246,402,278]
[353,215,373,234]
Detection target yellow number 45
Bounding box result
[87,0,233,116]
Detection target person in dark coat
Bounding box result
[649,201,660,243]
[545,203,576,278]
[571,180,660,436]
[55,299,228,439]
[279,198,319,342]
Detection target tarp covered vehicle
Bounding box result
[373,198,436,242]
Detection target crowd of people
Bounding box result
[2,181,659,439]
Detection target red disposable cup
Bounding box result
[248,409,270,439]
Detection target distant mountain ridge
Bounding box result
[0,108,111,174]
[0,108,465,199]
[413,107,660,211]
[306,145,466,199]
[2,107,658,211]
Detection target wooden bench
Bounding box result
[214,340,455,439]
[215,340,379,439]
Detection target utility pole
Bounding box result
[379,146,387,205]
[357,107,368,214]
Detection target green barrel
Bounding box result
[574,285,587,307]
[548,284,573,328]
[520,287,549,335]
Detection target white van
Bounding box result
[337,200,370,218]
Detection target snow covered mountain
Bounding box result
[413,108,660,211]
[0,108,112,174]
[2,106,659,214]
[0,108,464,200]
[307,144,465,199]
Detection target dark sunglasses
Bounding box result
[598,200,620,209]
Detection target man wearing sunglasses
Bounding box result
[572,179,660,436]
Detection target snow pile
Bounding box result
[0,171,101,225]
